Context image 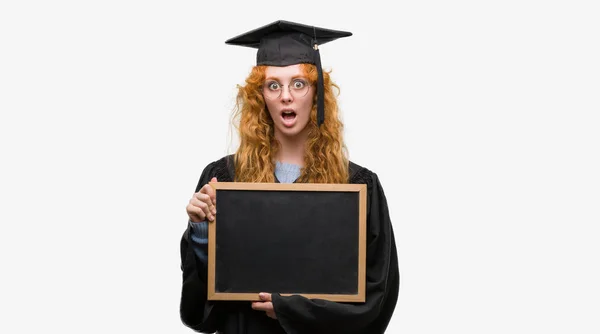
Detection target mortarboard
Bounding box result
[225,20,352,126]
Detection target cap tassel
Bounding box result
[313,43,325,127]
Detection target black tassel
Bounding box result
[314,44,325,127]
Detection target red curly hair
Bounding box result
[232,64,348,184]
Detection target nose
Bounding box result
[280,85,293,103]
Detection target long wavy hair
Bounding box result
[232,64,349,183]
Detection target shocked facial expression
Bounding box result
[263,64,315,139]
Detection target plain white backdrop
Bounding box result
[1,0,599,333]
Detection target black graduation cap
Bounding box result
[225,20,352,126]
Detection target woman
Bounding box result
[180,20,399,334]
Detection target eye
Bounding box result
[266,81,281,91]
[292,79,307,89]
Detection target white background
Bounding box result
[1,1,599,333]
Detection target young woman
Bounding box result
[180,20,399,334]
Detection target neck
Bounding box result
[274,131,308,166]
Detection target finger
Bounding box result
[251,302,273,312]
[207,177,218,204]
[259,293,272,302]
[193,193,215,220]
[194,192,211,203]
[186,203,206,222]
[200,183,217,208]
[251,303,272,312]
[186,208,203,222]
[189,197,212,221]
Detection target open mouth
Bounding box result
[281,110,297,122]
[281,109,296,127]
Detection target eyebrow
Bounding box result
[264,75,307,81]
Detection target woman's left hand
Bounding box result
[251,292,277,319]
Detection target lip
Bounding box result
[280,108,297,128]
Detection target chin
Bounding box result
[278,127,302,137]
[275,123,309,138]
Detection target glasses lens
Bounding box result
[290,79,309,98]
[263,81,281,100]
[262,79,310,100]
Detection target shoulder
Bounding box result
[348,160,389,205]
[204,154,234,172]
[207,154,235,180]
[348,160,377,185]
[194,155,235,191]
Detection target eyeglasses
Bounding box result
[262,78,311,100]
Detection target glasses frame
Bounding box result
[261,78,312,100]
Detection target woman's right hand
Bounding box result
[186,177,217,222]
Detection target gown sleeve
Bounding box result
[271,173,400,334]
[179,161,225,333]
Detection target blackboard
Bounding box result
[207,182,367,302]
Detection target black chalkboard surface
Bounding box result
[207,182,367,302]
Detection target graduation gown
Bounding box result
[180,155,399,334]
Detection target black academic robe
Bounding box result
[180,155,400,334]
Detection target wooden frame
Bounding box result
[207,182,367,302]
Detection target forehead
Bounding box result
[265,64,304,79]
